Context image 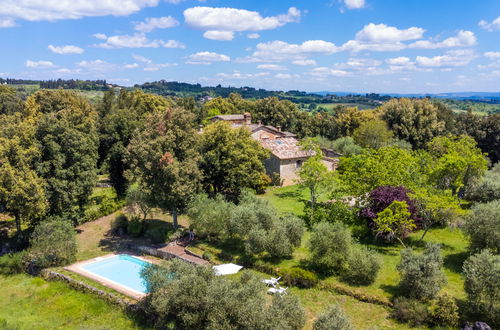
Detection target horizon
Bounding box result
[1,1,500,93]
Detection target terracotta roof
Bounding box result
[260,137,315,160]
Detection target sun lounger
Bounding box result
[267,286,288,295]
[261,276,281,287]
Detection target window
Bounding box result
[296,160,303,168]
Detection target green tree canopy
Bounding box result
[126,107,202,228]
[200,121,269,198]
[373,200,416,247]
[352,118,393,149]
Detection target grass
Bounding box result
[0,274,143,329]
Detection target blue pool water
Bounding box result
[81,255,150,293]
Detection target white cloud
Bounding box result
[203,30,234,41]
[341,23,425,52]
[409,30,476,49]
[0,18,16,28]
[386,56,411,66]
[484,51,500,59]
[307,67,350,77]
[247,33,260,39]
[184,6,300,40]
[217,71,270,79]
[48,45,84,54]
[479,16,500,31]
[53,68,81,75]
[274,73,299,79]
[25,60,55,68]
[77,59,116,71]
[0,0,159,23]
[131,55,177,71]
[186,51,230,64]
[93,33,185,49]
[134,16,179,32]
[124,63,139,69]
[416,49,476,68]
[92,33,107,40]
[243,40,338,62]
[292,59,317,66]
[132,54,152,64]
[257,64,287,71]
[344,0,365,9]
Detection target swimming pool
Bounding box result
[80,254,150,295]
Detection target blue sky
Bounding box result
[1,0,499,93]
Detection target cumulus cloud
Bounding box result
[292,59,317,66]
[484,51,500,59]
[123,63,139,69]
[344,0,366,9]
[306,67,350,77]
[386,56,411,66]
[217,71,270,79]
[186,51,230,64]
[409,30,476,49]
[131,55,177,71]
[25,60,55,68]
[257,64,287,71]
[48,45,84,54]
[203,30,234,41]
[416,49,476,68]
[479,16,500,31]
[0,0,159,24]
[93,33,185,49]
[0,18,16,28]
[274,73,299,79]
[77,59,116,71]
[184,6,300,40]
[247,33,260,39]
[134,16,179,32]
[241,40,338,62]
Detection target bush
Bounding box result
[428,293,459,327]
[463,200,500,254]
[202,251,214,262]
[111,213,128,234]
[266,225,294,259]
[26,218,77,272]
[462,249,500,325]
[280,215,305,247]
[344,246,381,285]
[280,267,319,288]
[465,163,500,203]
[304,201,357,227]
[265,294,307,330]
[127,217,143,237]
[144,225,169,244]
[313,304,354,330]
[0,251,27,275]
[391,297,429,327]
[187,194,233,238]
[245,228,268,255]
[397,243,446,301]
[309,222,354,274]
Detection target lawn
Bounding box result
[0,274,143,329]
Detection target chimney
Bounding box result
[277,126,281,132]
[244,112,251,125]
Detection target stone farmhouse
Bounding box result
[209,113,339,186]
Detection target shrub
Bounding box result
[265,294,307,330]
[127,217,143,237]
[144,225,169,244]
[344,246,381,285]
[397,243,446,301]
[280,267,319,288]
[202,251,214,262]
[391,297,429,327]
[465,163,500,203]
[463,200,500,254]
[187,194,233,238]
[428,293,459,327]
[0,251,27,275]
[304,201,357,227]
[111,213,128,234]
[309,222,354,274]
[462,249,500,325]
[280,215,305,247]
[313,304,354,330]
[266,225,294,258]
[26,218,77,271]
[245,228,268,255]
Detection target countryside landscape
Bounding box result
[1,1,499,329]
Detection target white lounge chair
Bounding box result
[262,277,281,287]
[267,286,288,295]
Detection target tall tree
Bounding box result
[200,121,269,198]
[127,107,202,228]
[381,98,445,149]
[26,90,99,217]
[352,119,393,149]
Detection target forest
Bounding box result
[0,84,499,329]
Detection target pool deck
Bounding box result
[65,252,156,300]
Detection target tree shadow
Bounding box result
[380,283,402,297]
[274,190,303,199]
[444,251,469,274]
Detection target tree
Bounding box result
[27,217,77,270]
[330,136,363,156]
[465,162,500,203]
[352,119,393,149]
[0,85,23,115]
[462,250,500,325]
[27,90,99,217]
[428,293,459,328]
[200,121,269,199]
[0,114,47,234]
[373,201,416,247]
[313,304,354,330]
[344,246,381,285]
[127,107,202,229]
[187,194,234,238]
[296,139,333,209]
[397,243,446,301]
[427,135,488,195]
[125,183,154,221]
[463,200,500,254]
[338,147,424,196]
[381,98,445,149]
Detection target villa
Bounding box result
[209,113,340,186]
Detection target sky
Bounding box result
[1,0,500,93]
